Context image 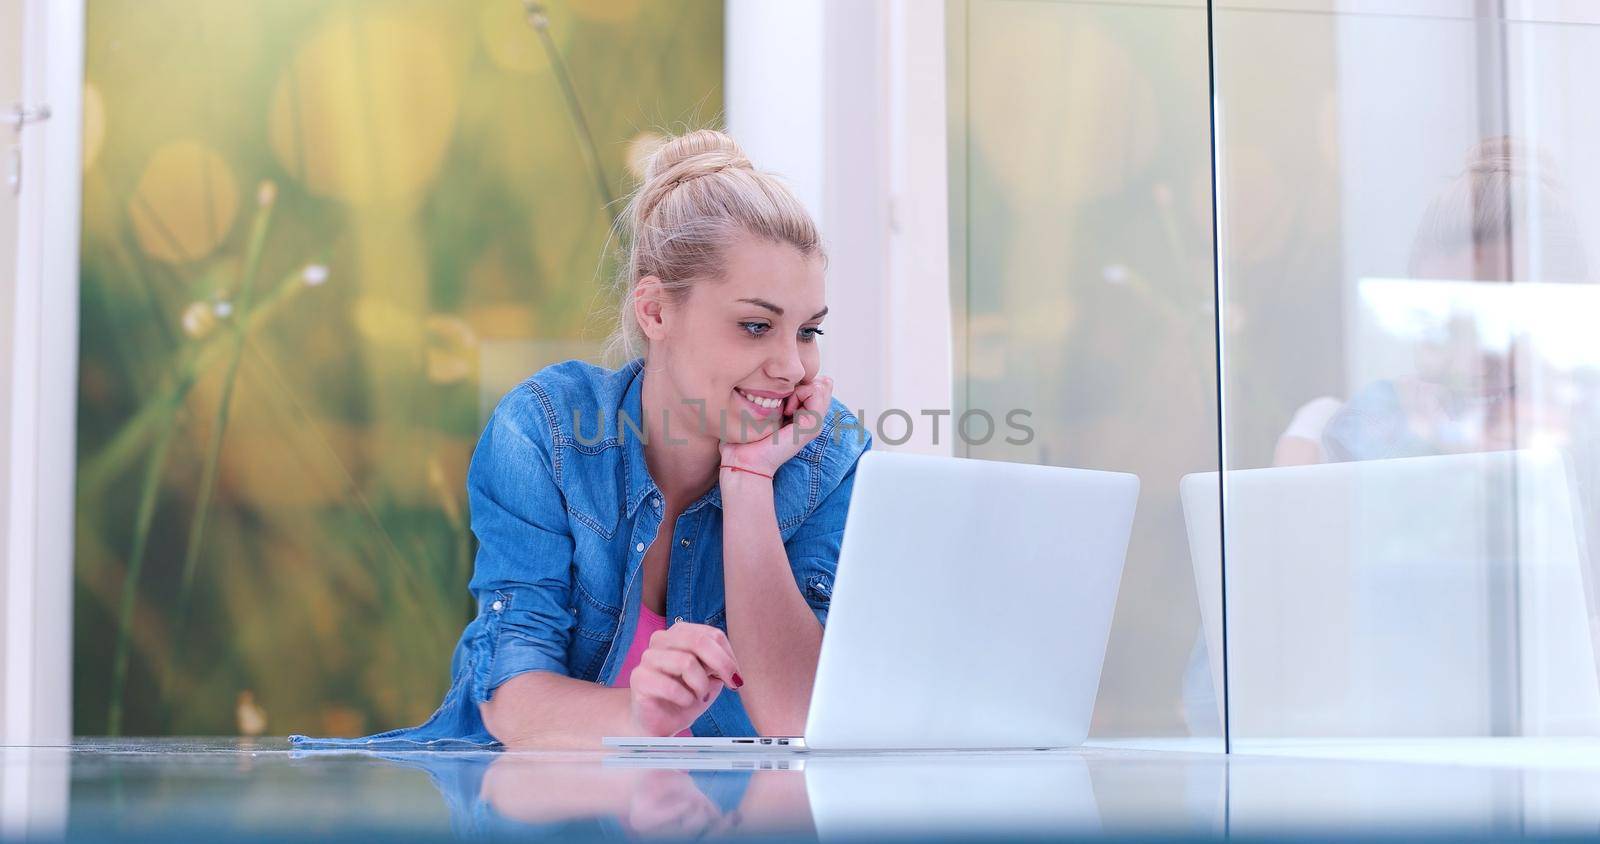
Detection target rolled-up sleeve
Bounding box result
[783,429,871,628]
[464,385,576,701]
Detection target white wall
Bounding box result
[725,0,952,454]
[883,0,954,455]
[724,1,826,219]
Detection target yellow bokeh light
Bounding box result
[351,295,424,348]
[424,314,479,384]
[570,0,643,25]
[268,8,460,205]
[625,131,667,180]
[480,0,551,74]
[128,140,239,264]
[82,82,106,173]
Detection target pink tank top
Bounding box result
[612,604,692,737]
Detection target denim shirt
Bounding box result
[1321,380,1436,463]
[306,750,753,838]
[290,357,872,749]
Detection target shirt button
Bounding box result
[679,538,691,548]
[491,600,503,612]
[673,616,683,624]
[652,496,661,509]
[636,542,645,553]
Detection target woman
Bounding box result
[291,129,871,750]
[1272,136,1590,466]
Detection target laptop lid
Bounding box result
[803,451,1140,750]
[1180,449,1600,739]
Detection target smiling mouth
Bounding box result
[735,388,787,410]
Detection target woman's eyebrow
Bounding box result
[736,297,829,320]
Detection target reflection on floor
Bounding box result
[4,738,1600,840]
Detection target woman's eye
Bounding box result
[739,321,770,337]
[800,327,825,342]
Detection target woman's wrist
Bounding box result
[718,464,775,498]
[719,463,774,481]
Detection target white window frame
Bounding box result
[3,0,82,748]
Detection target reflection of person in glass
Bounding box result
[483,756,812,839]
[290,129,872,750]
[1273,136,1592,465]
[351,751,812,840]
[1184,137,1597,736]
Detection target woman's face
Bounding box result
[644,232,827,444]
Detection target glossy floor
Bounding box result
[5,738,1600,840]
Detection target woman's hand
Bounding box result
[720,375,834,477]
[628,622,744,737]
[625,769,741,838]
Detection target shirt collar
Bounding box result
[620,358,658,519]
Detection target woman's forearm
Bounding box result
[719,469,825,735]
[479,671,637,749]
[481,758,639,822]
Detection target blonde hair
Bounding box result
[604,129,825,365]
[1409,136,1589,283]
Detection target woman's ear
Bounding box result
[634,276,670,342]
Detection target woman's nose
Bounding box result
[767,339,805,384]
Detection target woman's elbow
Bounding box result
[479,672,556,747]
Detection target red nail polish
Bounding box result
[732,673,744,688]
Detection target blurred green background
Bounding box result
[74,0,724,737]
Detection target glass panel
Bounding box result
[0,0,21,564]
[1214,0,1600,752]
[953,0,1223,749]
[74,1,724,736]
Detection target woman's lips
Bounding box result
[735,388,783,418]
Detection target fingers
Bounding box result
[798,376,832,418]
[653,623,742,691]
[784,378,832,443]
[684,625,742,690]
[632,665,699,710]
[815,376,834,412]
[641,646,718,703]
[629,623,742,736]
[628,772,724,837]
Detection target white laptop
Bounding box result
[1180,449,1600,739]
[605,450,1140,751]
[803,753,1102,837]
[600,752,1106,837]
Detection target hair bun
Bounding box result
[643,129,751,184]
[634,130,753,222]
[1464,135,1559,184]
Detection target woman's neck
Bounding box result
[640,368,721,503]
